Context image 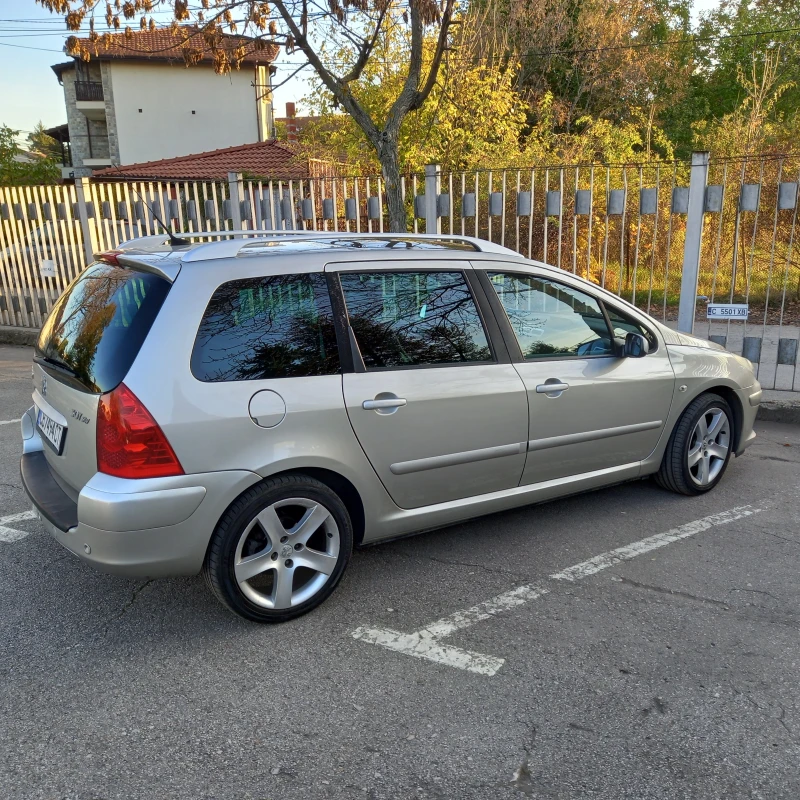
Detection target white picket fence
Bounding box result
[2,154,799,390]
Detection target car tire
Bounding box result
[655,393,735,496]
[203,474,353,623]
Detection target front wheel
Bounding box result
[203,475,353,623]
[655,393,734,496]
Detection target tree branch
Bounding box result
[270,61,312,92]
[410,1,456,111]
[383,0,456,137]
[271,0,381,147]
[384,0,426,136]
[339,3,390,84]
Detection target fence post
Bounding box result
[425,163,441,234]
[228,172,244,233]
[74,177,97,263]
[677,151,710,334]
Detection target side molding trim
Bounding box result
[528,420,663,452]
[390,442,527,476]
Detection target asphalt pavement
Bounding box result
[1,344,799,800]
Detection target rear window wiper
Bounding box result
[34,354,80,379]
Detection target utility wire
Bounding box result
[0,21,799,56]
[1,19,798,64]
[524,25,800,58]
[0,40,64,52]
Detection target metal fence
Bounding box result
[1,151,799,390]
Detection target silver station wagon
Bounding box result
[20,233,762,622]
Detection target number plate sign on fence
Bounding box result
[707,304,749,319]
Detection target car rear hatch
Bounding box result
[30,260,172,498]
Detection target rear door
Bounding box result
[479,267,675,485]
[32,262,171,492]
[330,263,529,509]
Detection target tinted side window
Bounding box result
[339,271,492,369]
[191,273,340,382]
[488,272,613,358]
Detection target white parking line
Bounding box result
[0,420,18,426]
[352,505,760,676]
[421,584,549,639]
[0,510,39,544]
[549,505,759,582]
[352,585,549,676]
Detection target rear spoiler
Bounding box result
[94,250,181,282]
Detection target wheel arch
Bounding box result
[264,466,366,546]
[702,385,744,453]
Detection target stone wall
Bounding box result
[61,68,92,177]
[60,60,112,176]
[100,61,120,164]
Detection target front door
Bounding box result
[332,265,529,509]
[481,268,675,485]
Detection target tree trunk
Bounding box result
[379,141,407,233]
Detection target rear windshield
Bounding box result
[36,263,170,393]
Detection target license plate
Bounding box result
[36,407,66,455]
[707,303,749,319]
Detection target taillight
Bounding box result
[96,383,183,479]
[95,250,123,266]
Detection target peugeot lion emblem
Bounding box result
[41,376,47,398]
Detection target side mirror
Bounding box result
[623,332,649,358]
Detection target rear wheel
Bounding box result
[655,393,734,496]
[204,475,353,623]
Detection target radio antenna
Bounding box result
[108,163,189,246]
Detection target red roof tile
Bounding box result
[92,140,310,181]
[67,26,278,67]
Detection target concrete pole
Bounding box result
[425,164,441,235]
[227,172,244,234]
[74,176,98,263]
[677,151,710,334]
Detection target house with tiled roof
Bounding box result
[91,139,322,182]
[52,27,278,178]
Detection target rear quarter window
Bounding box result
[191,273,340,382]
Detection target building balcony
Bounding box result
[75,81,103,101]
[75,81,105,120]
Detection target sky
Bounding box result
[0,0,720,146]
[0,0,312,143]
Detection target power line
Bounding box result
[1,21,798,63]
[524,25,800,58]
[0,40,64,52]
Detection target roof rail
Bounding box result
[115,229,314,252]
[176,231,522,262]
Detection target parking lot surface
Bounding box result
[1,344,799,800]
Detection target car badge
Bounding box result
[41,376,47,397]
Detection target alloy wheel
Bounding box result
[233,497,340,610]
[687,407,730,487]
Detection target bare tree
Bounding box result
[39,0,457,231]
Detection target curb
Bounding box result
[0,327,38,347]
[757,402,800,425]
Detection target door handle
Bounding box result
[536,381,569,396]
[362,397,407,410]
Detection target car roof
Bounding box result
[109,229,661,329]
[114,231,523,262]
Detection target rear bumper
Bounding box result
[33,515,228,578]
[20,451,78,532]
[20,435,260,577]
